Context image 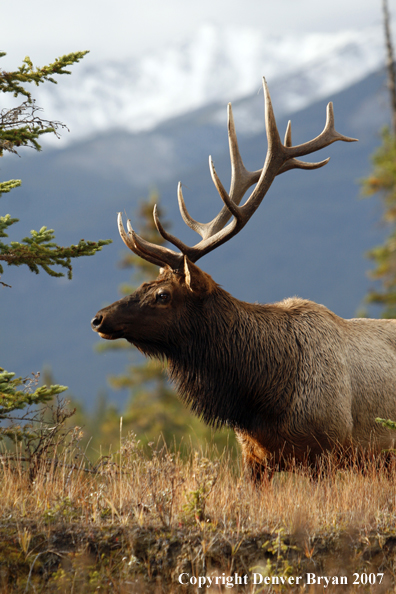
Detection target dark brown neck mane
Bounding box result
[136,286,299,431]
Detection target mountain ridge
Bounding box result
[2,23,386,146]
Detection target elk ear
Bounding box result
[183,257,215,295]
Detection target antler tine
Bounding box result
[177,182,224,241]
[118,213,168,268]
[209,157,243,222]
[279,114,332,175]
[284,101,357,160]
[174,102,262,242]
[177,183,205,236]
[207,104,262,233]
[228,103,262,190]
[279,156,331,175]
[126,218,183,270]
[152,204,195,256]
[117,213,182,269]
[278,103,355,174]
[284,121,292,147]
[263,77,283,153]
[118,213,142,255]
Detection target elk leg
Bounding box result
[236,430,274,483]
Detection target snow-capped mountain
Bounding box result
[6,23,386,145]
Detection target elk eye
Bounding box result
[156,291,170,303]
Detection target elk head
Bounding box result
[91,258,217,356]
[91,78,356,352]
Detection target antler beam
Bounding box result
[118,77,357,270]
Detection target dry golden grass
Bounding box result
[0,433,396,592]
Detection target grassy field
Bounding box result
[0,428,396,593]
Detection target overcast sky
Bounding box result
[0,0,389,68]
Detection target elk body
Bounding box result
[92,79,396,475]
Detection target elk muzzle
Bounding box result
[91,310,119,340]
[90,297,133,340]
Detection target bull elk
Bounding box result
[92,78,396,476]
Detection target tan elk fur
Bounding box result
[93,261,396,475]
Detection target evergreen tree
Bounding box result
[0,50,111,440]
[361,129,396,317]
[361,0,396,318]
[0,51,111,285]
[96,192,236,453]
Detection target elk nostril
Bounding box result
[91,314,103,329]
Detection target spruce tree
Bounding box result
[362,129,396,317]
[0,51,111,284]
[0,50,111,440]
[361,0,396,318]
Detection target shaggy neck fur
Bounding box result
[143,286,300,432]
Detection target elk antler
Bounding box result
[118,77,357,270]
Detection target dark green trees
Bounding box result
[0,51,111,283]
[0,51,111,439]
[362,130,396,317]
[361,1,396,318]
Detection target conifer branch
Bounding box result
[0,48,110,440]
[0,225,111,278]
[0,50,112,281]
[0,100,68,156]
[0,368,68,441]
[0,51,89,101]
